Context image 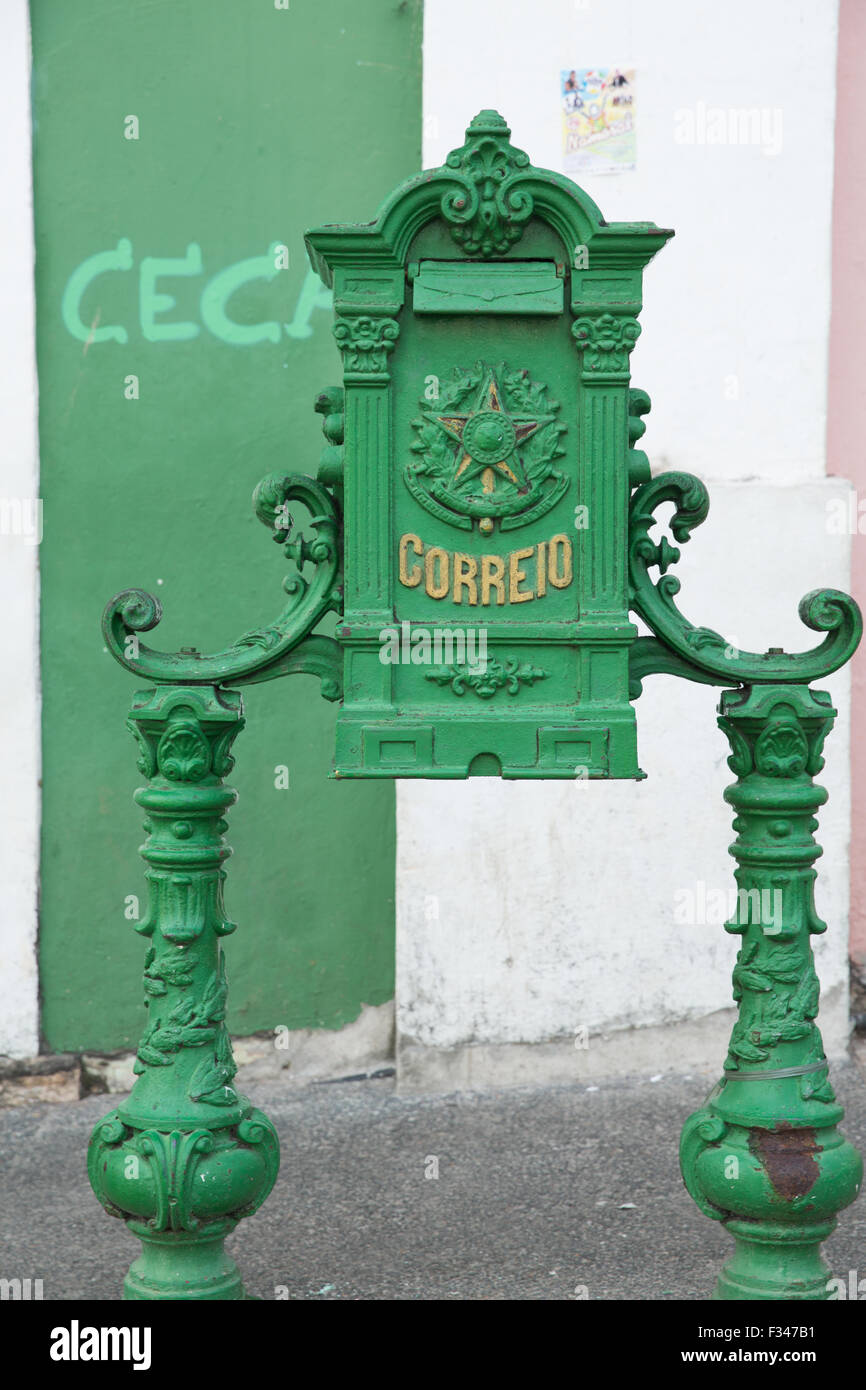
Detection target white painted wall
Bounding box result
[0,0,40,1058]
[422,0,838,485]
[399,0,851,1085]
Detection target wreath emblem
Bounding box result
[407,362,568,534]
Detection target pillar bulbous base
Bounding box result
[89,1112,278,1300]
[88,1103,279,1300]
[682,1099,861,1299]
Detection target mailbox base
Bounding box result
[333,713,642,779]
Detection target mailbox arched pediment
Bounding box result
[305,110,670,290]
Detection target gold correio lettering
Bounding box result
[424,546,450,599]
[399,533,422,587]
[548,534,573,589]
[396,533,574,605]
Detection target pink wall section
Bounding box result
[829,0,866,964]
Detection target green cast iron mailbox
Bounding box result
[305,109,671,780]
[93,110,864,1302]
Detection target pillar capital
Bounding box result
[572,310,641,377]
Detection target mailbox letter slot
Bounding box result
[413,260,564,315]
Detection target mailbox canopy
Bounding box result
[306,111,673,780]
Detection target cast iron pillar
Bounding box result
[88,684,279,1300]
[680,683,862,1300]
[89,469,344,1299]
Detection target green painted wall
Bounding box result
[32,0,421,1051]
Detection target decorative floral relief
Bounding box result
[425,658,548,699]
[754,721,809,778]
[135,958,228,1070]
[132,1129,218,1232]
[572,313,641,373]
[126,718,156,779]
[718,717,753,777]
[440,111,533,258]
[143,945,199,996]
[188,1027,237,1106]
[724,933,832,1096]
[333,315,399,373]
[156,722,211,782]
[719,707,827,781]
[235,625,286,652]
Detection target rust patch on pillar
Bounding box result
[750,1124,820,1201]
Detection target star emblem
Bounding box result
[408,360,569,535]
[428,369,548,497]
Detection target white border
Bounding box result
[0,0,40,1058]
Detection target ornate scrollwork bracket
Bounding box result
[102,471,344,700]
[626,467,862,699]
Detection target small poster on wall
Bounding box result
[560,68,636,174]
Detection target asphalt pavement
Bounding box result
[3,1063,866,1301]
